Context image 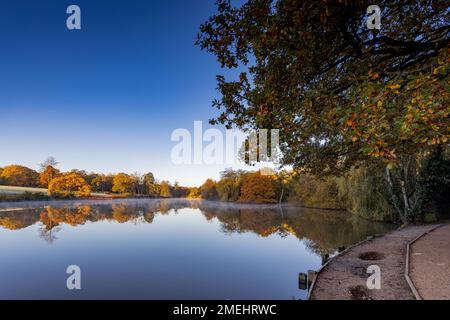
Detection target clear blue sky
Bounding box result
[0,0,253,186]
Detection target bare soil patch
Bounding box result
[349,285,370,300]
[358,251,385,261]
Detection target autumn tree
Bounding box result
[39,166,60,188]
[112,173,139,194]
[187,187,201,199]
[200,179,218,200]
[70,169,88,180]
[91,174,114,193]
[239,171,277,203]
[133,172,150,195]
[197,0,449,223]
[215,169,243,201]
[144,172,159,196]
[37,157,60,188]
[159,181,172,198]
[48,173,91,198]
[0,165,39,187]
[84,172,101,187]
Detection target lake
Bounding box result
[0,199,393,300]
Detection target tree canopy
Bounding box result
[200,179,219,200]
[239,171,278,203]
[39,166,60,188]
[0,165,39,187]
[197,0,449,175]
[112,173,139,194]
[159,181,172,198]
[48,173,91,198]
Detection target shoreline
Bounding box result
[309,224,447,300]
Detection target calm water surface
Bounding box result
[0,199,393,299]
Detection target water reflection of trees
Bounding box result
[0,200,193,231]
[0,200,392,254]
[197,204,393,256]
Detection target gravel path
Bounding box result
[410,224,450,300]
[310,224,440,300]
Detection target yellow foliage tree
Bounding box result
[200,179,218,200]
[159,181,172,198]
[112,173,138,194]
[239,171,277,203]
[187,187,201,199]
[39,166,60,188]
[0,165,39,187]
[48,173,91,198]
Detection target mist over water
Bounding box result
[0,199,393,299]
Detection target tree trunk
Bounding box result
[385,155,418,225]
[385,166,408,225]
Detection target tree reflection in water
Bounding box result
[0,199,393,254]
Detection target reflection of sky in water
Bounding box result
[0,200,393,299]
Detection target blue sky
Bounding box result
[0,0,254,186]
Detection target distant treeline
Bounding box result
[0,157,189,199]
